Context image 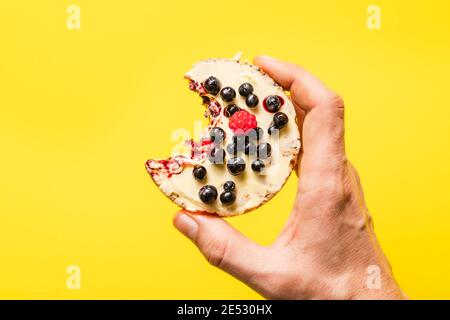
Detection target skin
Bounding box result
[173,56,406,300]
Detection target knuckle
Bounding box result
[326,92,345,118]
[203,236,229,268]
[329,92,345,108]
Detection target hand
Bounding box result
[173,56,406,299]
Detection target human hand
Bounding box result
[173,56,405,299]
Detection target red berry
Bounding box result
[228,110,257,135]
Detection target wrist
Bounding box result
[341,252,406,300]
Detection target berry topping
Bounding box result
[201,96,210,105]
[208,147,226,164]
[224,104,240,118]
[199,185,218,204]
[220,191,236,205]
[246,94,259,108]
[263,95,284,112]
[268,125,279,136]
[251,159,265,172]
[228,110,257,135]
[189,80,197,91]
[257,143,272,159]
[223,181,236,192]
[247,127,263,141]
[209,127,226,144]
[238,83,254,97]
[273,112,289,129]
[220,87,236,102]
[192,166,207,180]
[203,76,221,95]
[227,157,246,175]
[244,141,257,155]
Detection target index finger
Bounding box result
[253,56,334,112]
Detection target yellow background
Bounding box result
[0,0,449,299]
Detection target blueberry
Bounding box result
[220,191,236,205]
[247,127,263,141]
[265,95,281,112]
[192,166,207,180]
[246,94,259,108]
[227,157,246,175]
[244,141,257,155]
[208,147,226,164]
[224,104,240,118]
[268,125,279,136]
[220,87,236,102]
[251,159,265,172]
[226,143,236,155]
[226,143,243,156]
[199,185,218,204]
[223,181,236,192]
[203,76,221,95]
[257,143,272,159]
[238,83,254,97]
[209,127,226,144]
[273,112,288,129]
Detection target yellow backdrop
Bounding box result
[1,0,449,299]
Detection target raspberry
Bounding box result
[228,110,257,135]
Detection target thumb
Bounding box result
[173,211,270,285]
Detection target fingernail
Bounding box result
[257,55,278,61]
[174,213,198,241]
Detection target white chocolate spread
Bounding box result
[146,57,301,217]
